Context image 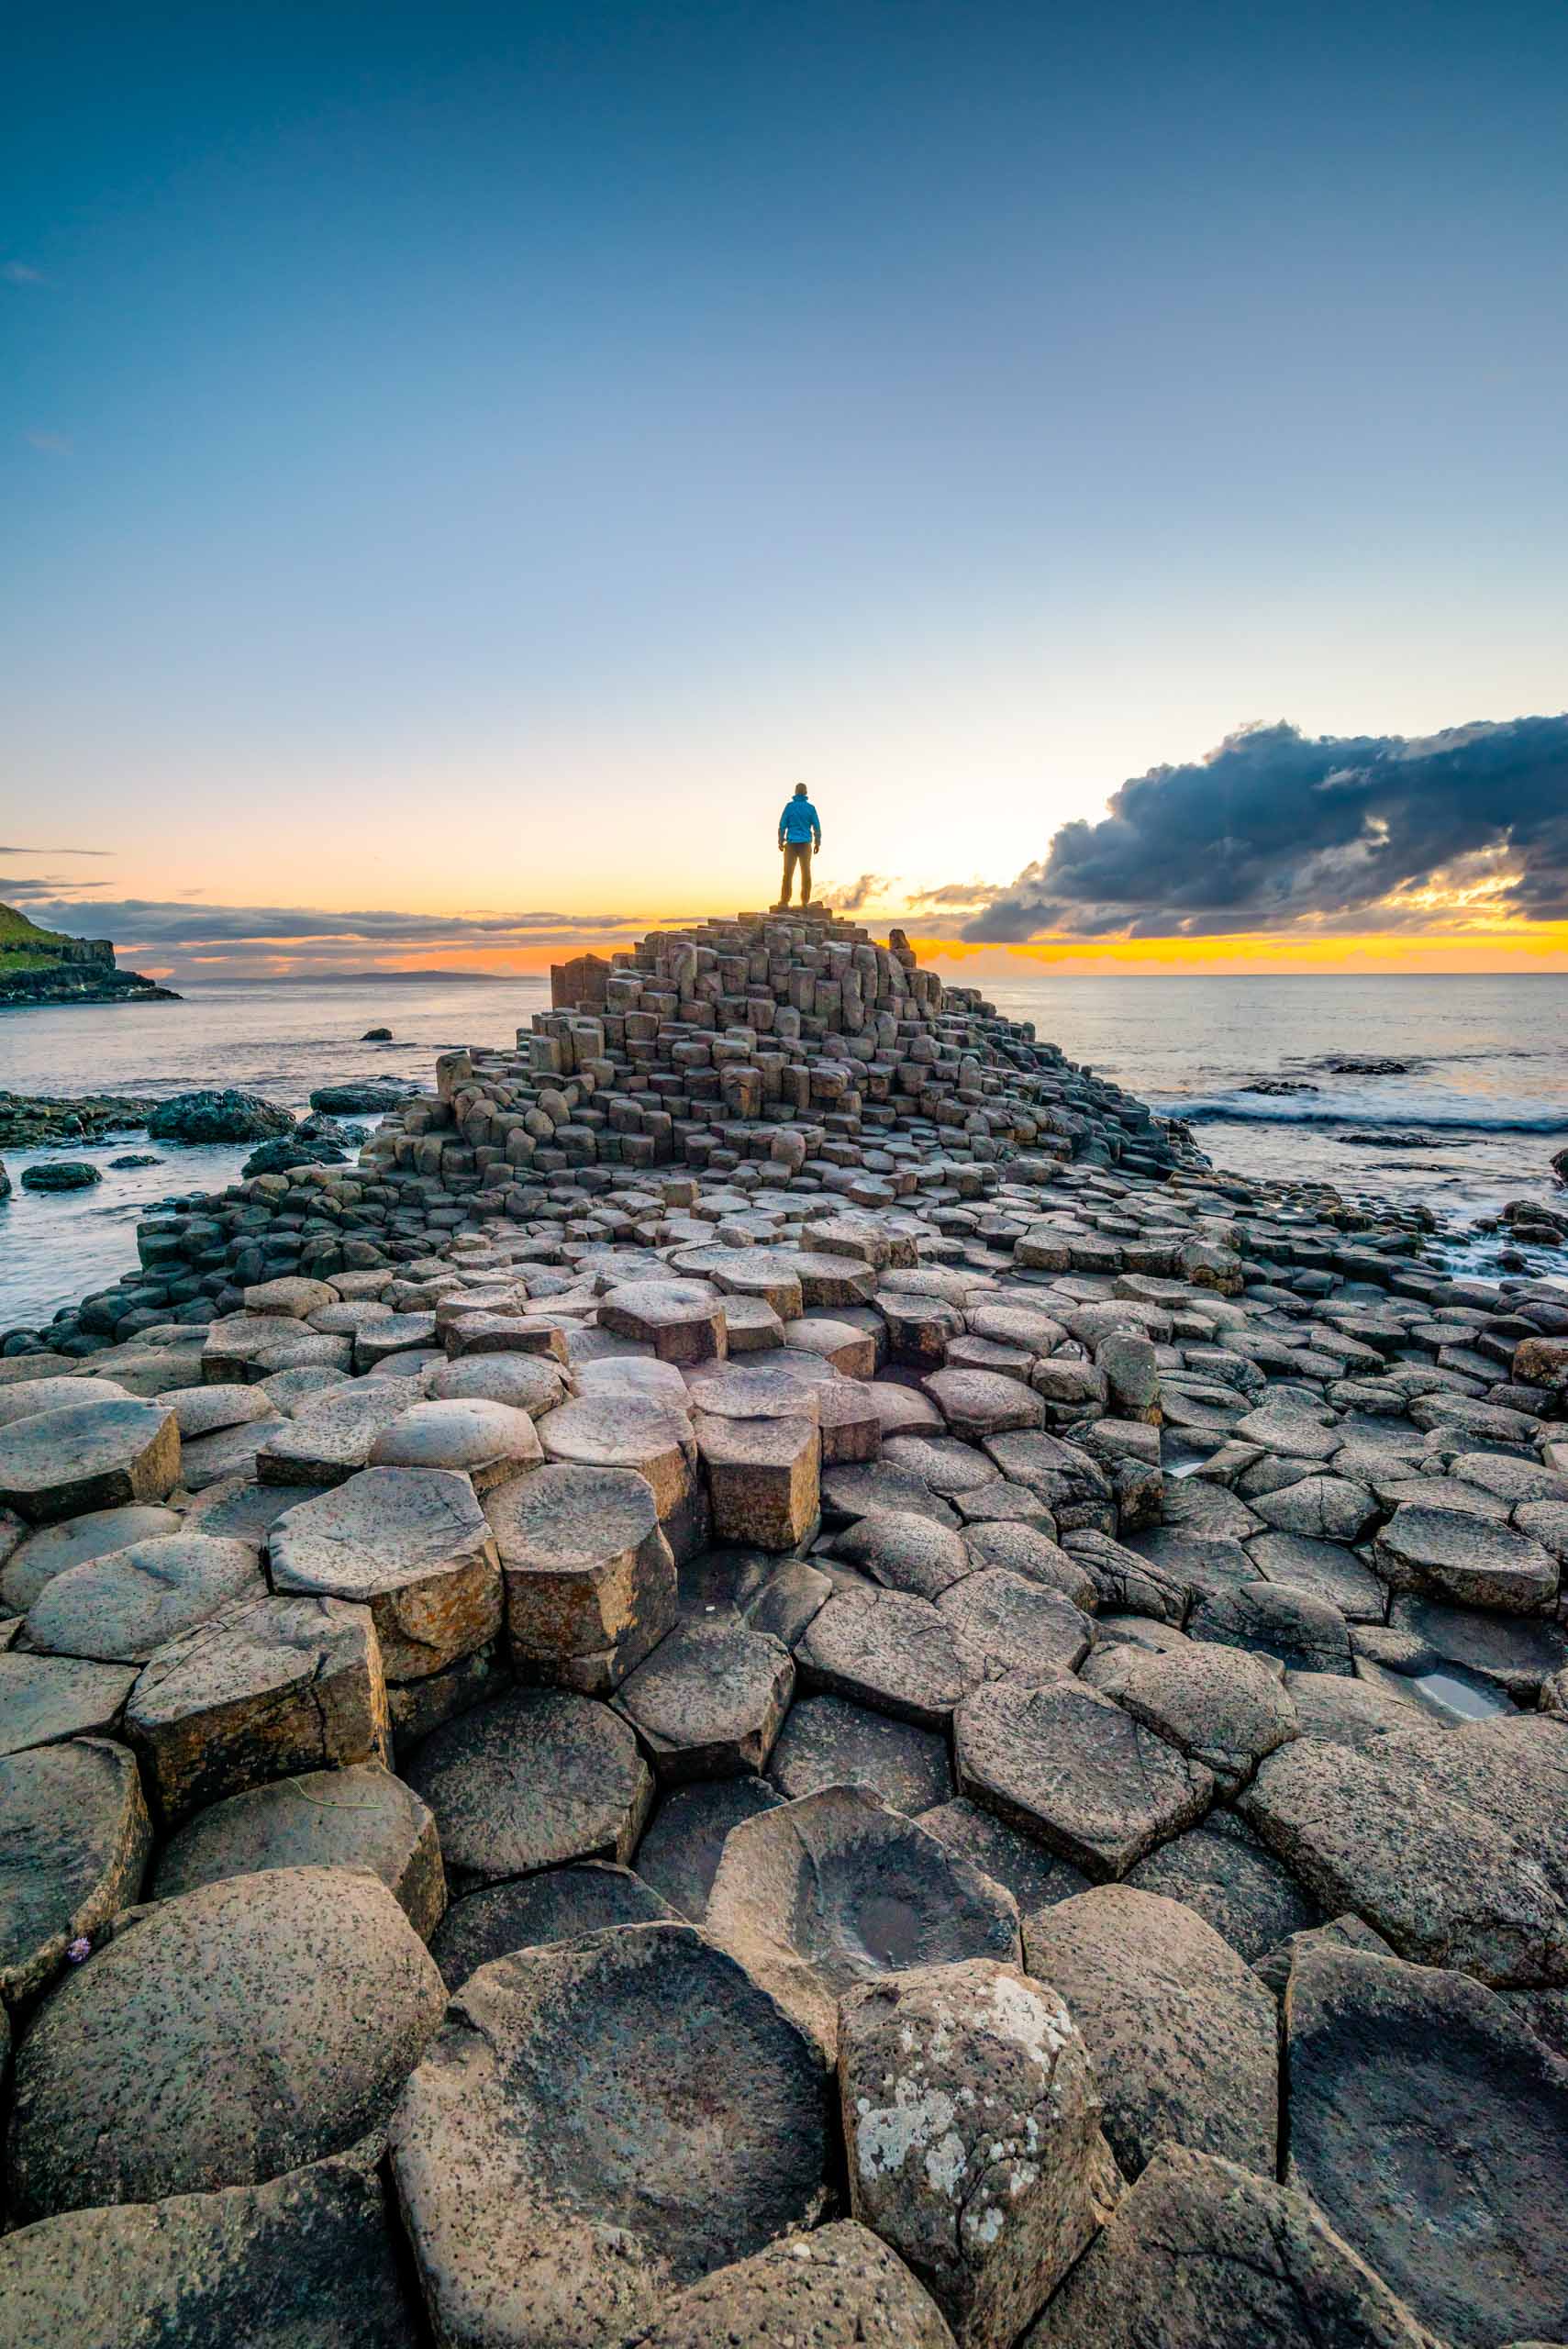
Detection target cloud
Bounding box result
[906,880,1005,910]
[2,895,647,972]
[961,714,1568,942]
[25,431,72,455]
[817,874,894,913]
[2,262,45,284]
[0,845,112,857]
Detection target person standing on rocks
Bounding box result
[775,783,821,909]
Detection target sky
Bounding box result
[4,0,1567,981]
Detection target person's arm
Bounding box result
[812,810,821,850]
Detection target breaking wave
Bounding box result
[1159,1087,1568,1135]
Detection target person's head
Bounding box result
[794,782,808,797]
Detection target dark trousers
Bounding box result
[780,842,813,905]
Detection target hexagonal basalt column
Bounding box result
[614,1618,795,1780]
[693,1410,821,1550]
[0,1398,180,1526]
[598,1277,729,1365]
[706,1785,1021,2058]
[404,1687,653,1887]
[485,1461,676,1692]
[125,1592,390,1821]
[539,1393,706,1562]
[390,1923,831,2349]
[268,1466,501,1682]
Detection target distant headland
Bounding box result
[0,902,181,1008]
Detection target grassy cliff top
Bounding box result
[0,902,70,948]
[0,901,78,966]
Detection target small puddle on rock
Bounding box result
[1161,1441,1213,1479]
[1408,1666,1514,1723]
[840,1890,928,1972]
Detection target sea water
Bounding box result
[3,969,1566,1332]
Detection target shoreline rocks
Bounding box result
[0,906,1563,2341]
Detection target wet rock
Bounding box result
[956,1677,1212,1879]
[486,1460,676,1692]
[308,1082,411,1115]
[706,1786,1020,2057]
[404,1686,652,1886]
[126,1593,389,1822]
[1188,1578,1353,1675]
[636,2220,957,2349]
[1374,1501,1559,1613]
[1286,1943,1568,2349]
[430,1861,675,1988]
[0,1651,135,1755]
[1091,1641,1298,1790]
[1126,1809,1319,1961]
[1249,1529,1386,1621]
[633,1776,784,1920]
[1023,2142,1441,2349]
[615,1618,795,1778]
[1387,1594,1568,1700]
[390,1922,830,2349]
[840,1959,1122,2347]
[768,1694,954,1811]
[0,2152,417,2349]
[917,1797,1093,1912]
[0,1397,180,1525]
[19,1160,101,1191]
[798,1586,985,1728]
[148,1090,295,1144]
[269,1466,501,1681]
[151,1761,445,1937]
[1241,1731,1568,1986]
[7,1865,445,2221]
[0,1738,151,2006]
[28,1531,263,1663]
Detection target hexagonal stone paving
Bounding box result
[632,1776,784,1920]
[1374,1502,1559,1613]
[404,1687,653,1887]
[268,1466,501,1682]
[390,1923,831,2347]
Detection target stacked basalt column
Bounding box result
[361,908,1183,1214]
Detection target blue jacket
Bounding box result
[779,797,820,847]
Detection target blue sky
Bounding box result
[4,1,1566,968]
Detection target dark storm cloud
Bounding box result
[961,715,1568,943]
